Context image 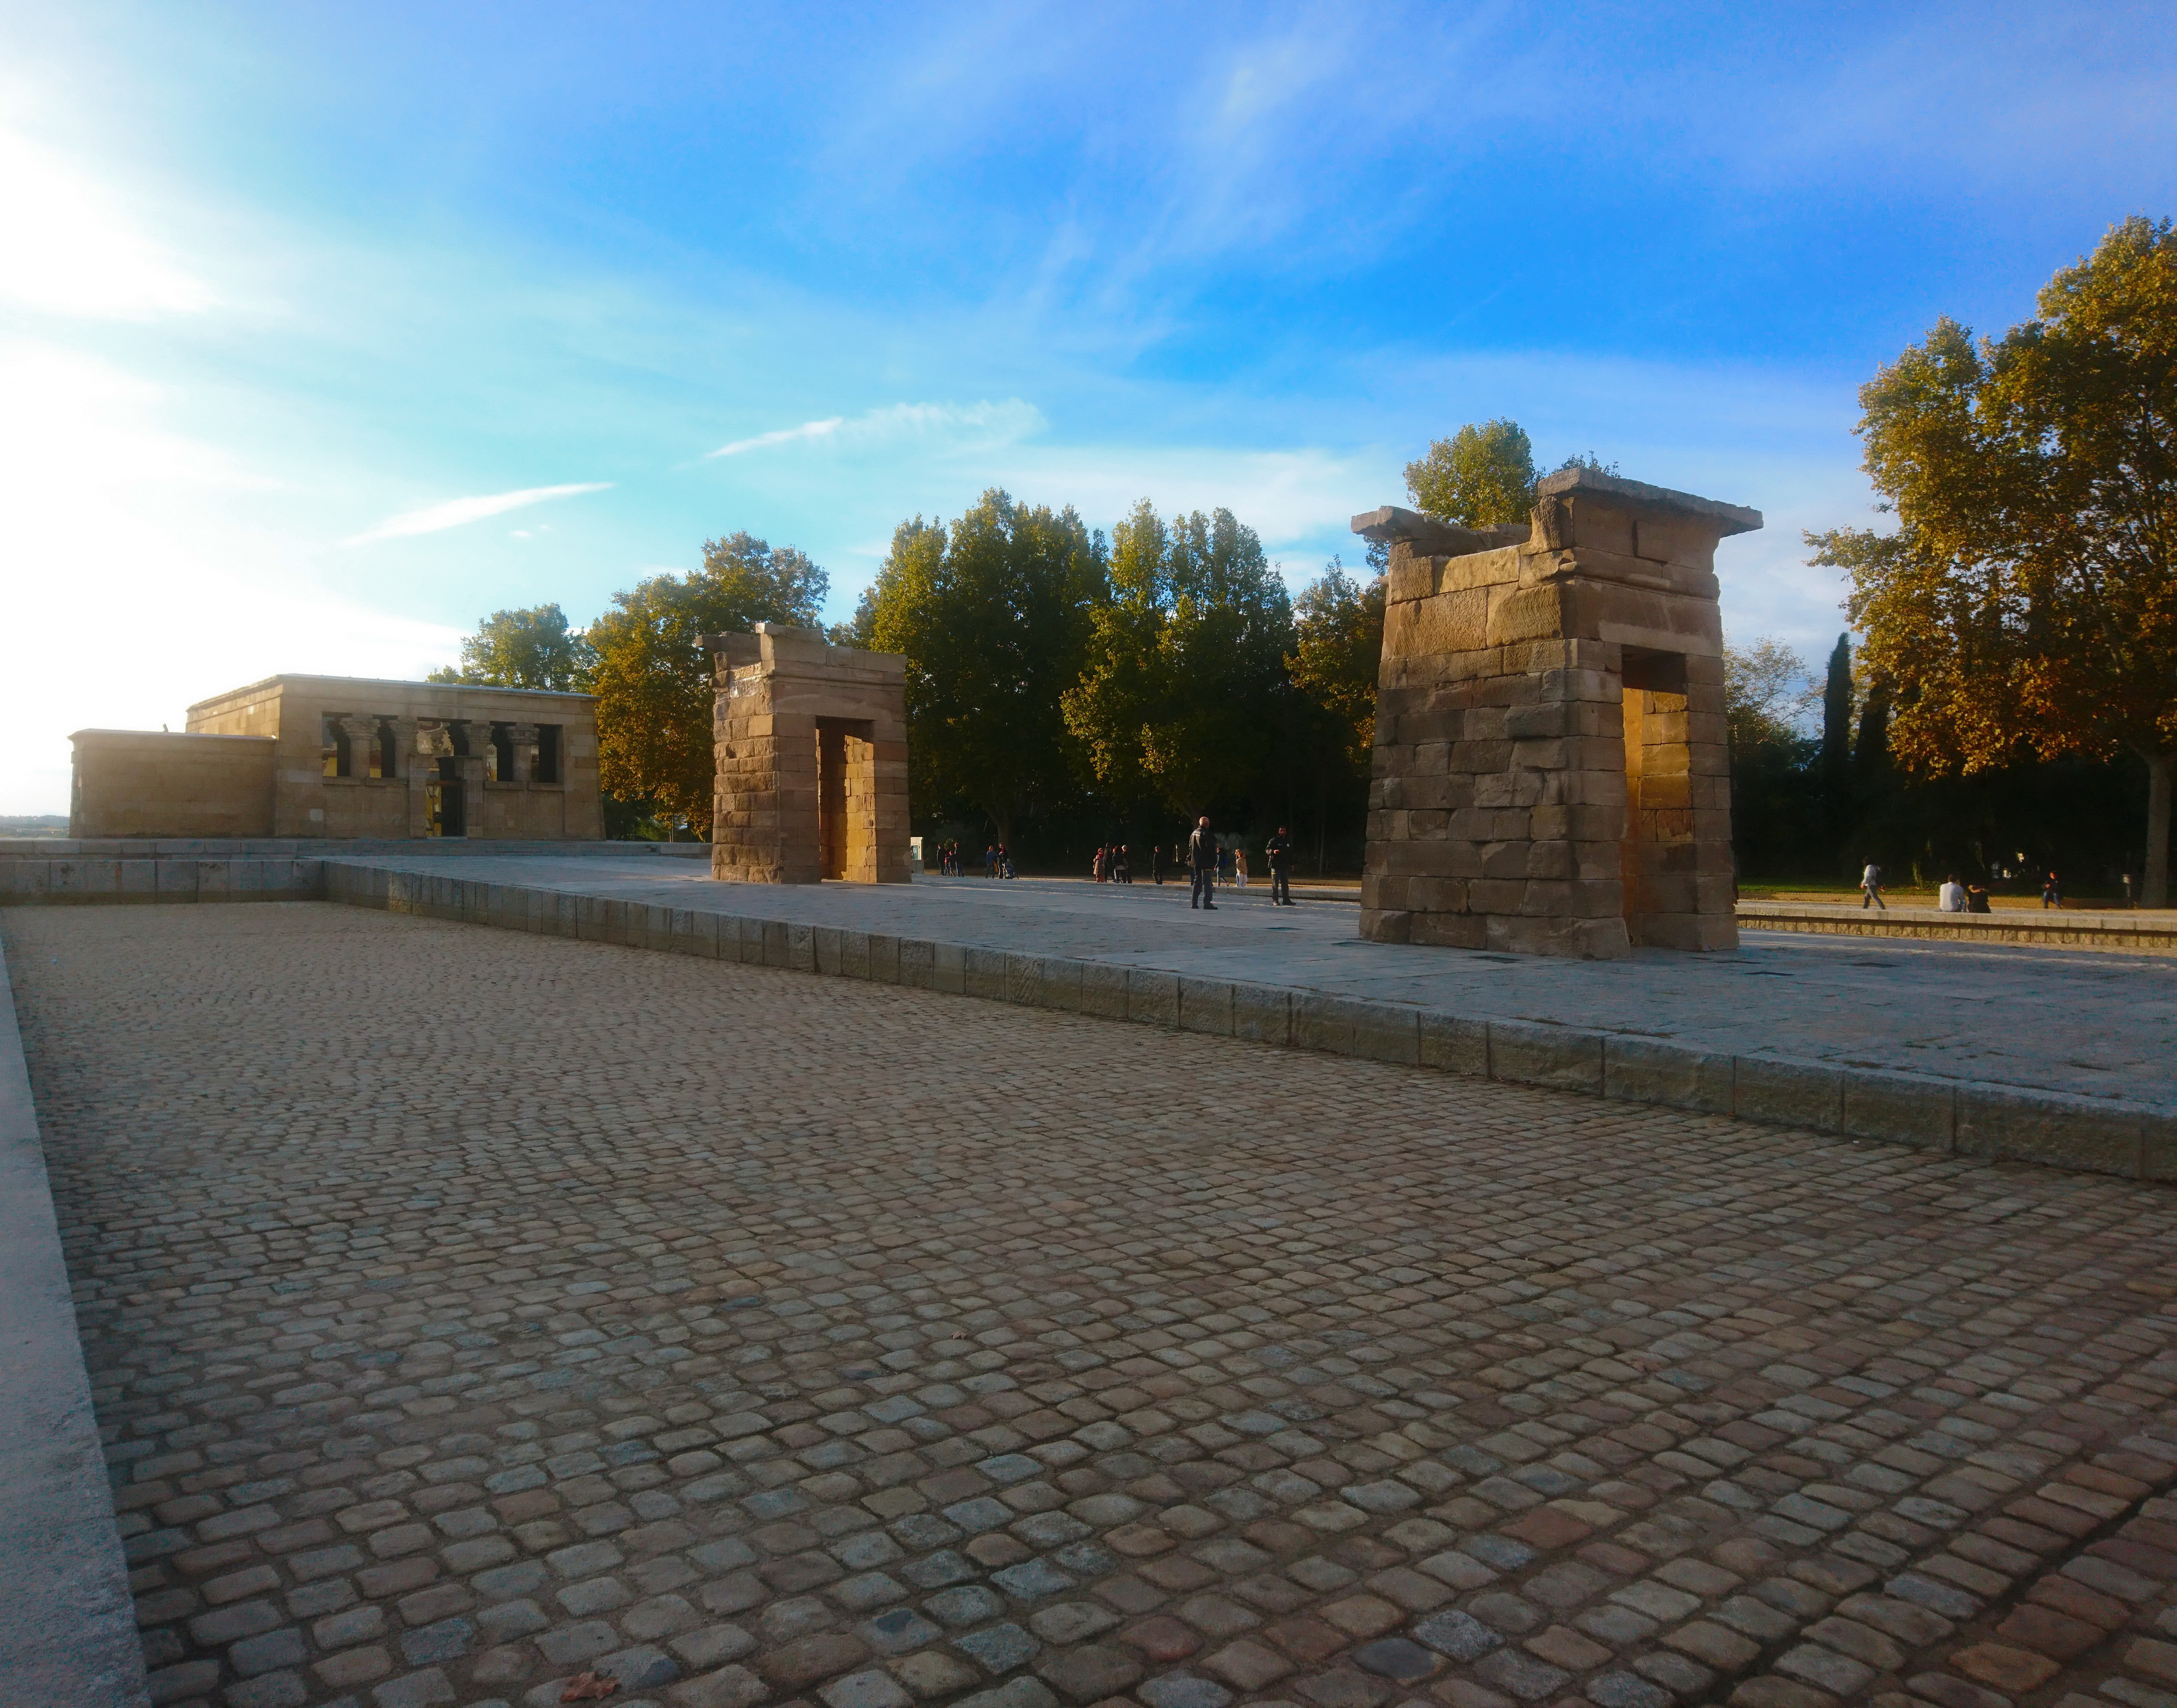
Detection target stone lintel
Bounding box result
[1351,505,1530,556]
[1533,466,1762,536]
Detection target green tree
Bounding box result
[587,532,827,835]
[851,490,1106,849]
[1405,419,1538,526]
[1724,636,1809,750]
[1819,632,1853,837]
[1812,217,2177,904]
[1062,502,1295,823]
[1285,557,1386,870]
[1288,557,1386,772]
[429,603,592,689]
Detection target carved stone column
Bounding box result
[506,722,539,785]
[340,716,379,780]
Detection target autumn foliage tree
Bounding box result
[1812,217,2177,904]
[586,533,827,833]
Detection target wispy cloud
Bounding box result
[706,417,847,458]
[342,482,611,547]
[705,399,1043,460]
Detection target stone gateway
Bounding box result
[1355,467,1761,959]
[704,623,913,884]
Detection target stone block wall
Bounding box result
[706,625,911,885]
[68,731,275,839]
[1357,469,1758,959]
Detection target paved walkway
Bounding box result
[7,902,2177,1708]
[336,856,2177,1111]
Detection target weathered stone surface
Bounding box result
[706,624,912,886]
[1358,472,1755,960]
[75,676,605,841]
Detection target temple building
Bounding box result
[70,674,603,840]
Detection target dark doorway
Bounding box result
[427,761,466,837]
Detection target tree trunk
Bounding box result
[2143,749,2172,909]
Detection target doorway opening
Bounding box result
[427,762,466,837]
[1620,647,1689,944]
[814,716,877,881]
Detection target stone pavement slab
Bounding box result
[0,921,150,1705]
[334,856,2177,1113]
[7,902,2177,1708]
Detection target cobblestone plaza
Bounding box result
[7,902,2177,1708]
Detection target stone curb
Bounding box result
[317,862,2174,1185]
[0,928,154,1704]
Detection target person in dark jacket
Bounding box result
[1265,826,1293,905]
[1188,817,1218,910]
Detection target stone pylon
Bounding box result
[703,624,913,884]
[1355,467,1761,958]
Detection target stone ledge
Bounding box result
[0,932,152,1705]
[1739,902,2177,956]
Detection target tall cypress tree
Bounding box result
[1821,633,1853,849]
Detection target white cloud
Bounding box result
[342,482,612,547]
[0,124,217,320]
[707,417,847,458]
[706,399,1044,460]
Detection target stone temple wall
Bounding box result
[1357,468,1761,959]
[705,624,912,885]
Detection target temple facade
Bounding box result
[70,675,602,840]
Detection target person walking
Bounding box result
[1115,844,1131,883]
[2042,870,2062,909]
[1235,847,1249,889]
[1266,825,1293,905]
[985,844,997,879]
[1860,859,1885,910]
[1188,816,1218,910]
[1092,846,1105,883]
[1151,845,1163,884]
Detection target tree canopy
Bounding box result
[427,603,591,689]
[1061,502,1295,822]
[1811,216,2177,902]
[1404,418,1536,526]
[586,532,827,833]
[1288,558,1385,785]
[851,490,1106,848]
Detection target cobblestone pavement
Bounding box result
[8,900,2177,1708]
[335,854,2177,1108]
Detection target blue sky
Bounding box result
[4,1,2174,811]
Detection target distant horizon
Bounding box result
[4,1,2174,811]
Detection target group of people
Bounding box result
[1179,818,1295,908]
[930,840,1017,879]
[935,821,1298,904]
[1860,860,2056,913]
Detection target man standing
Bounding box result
[1265,825,1293,905]
[1860,859,1885,911]
[1188,816,1218,910]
